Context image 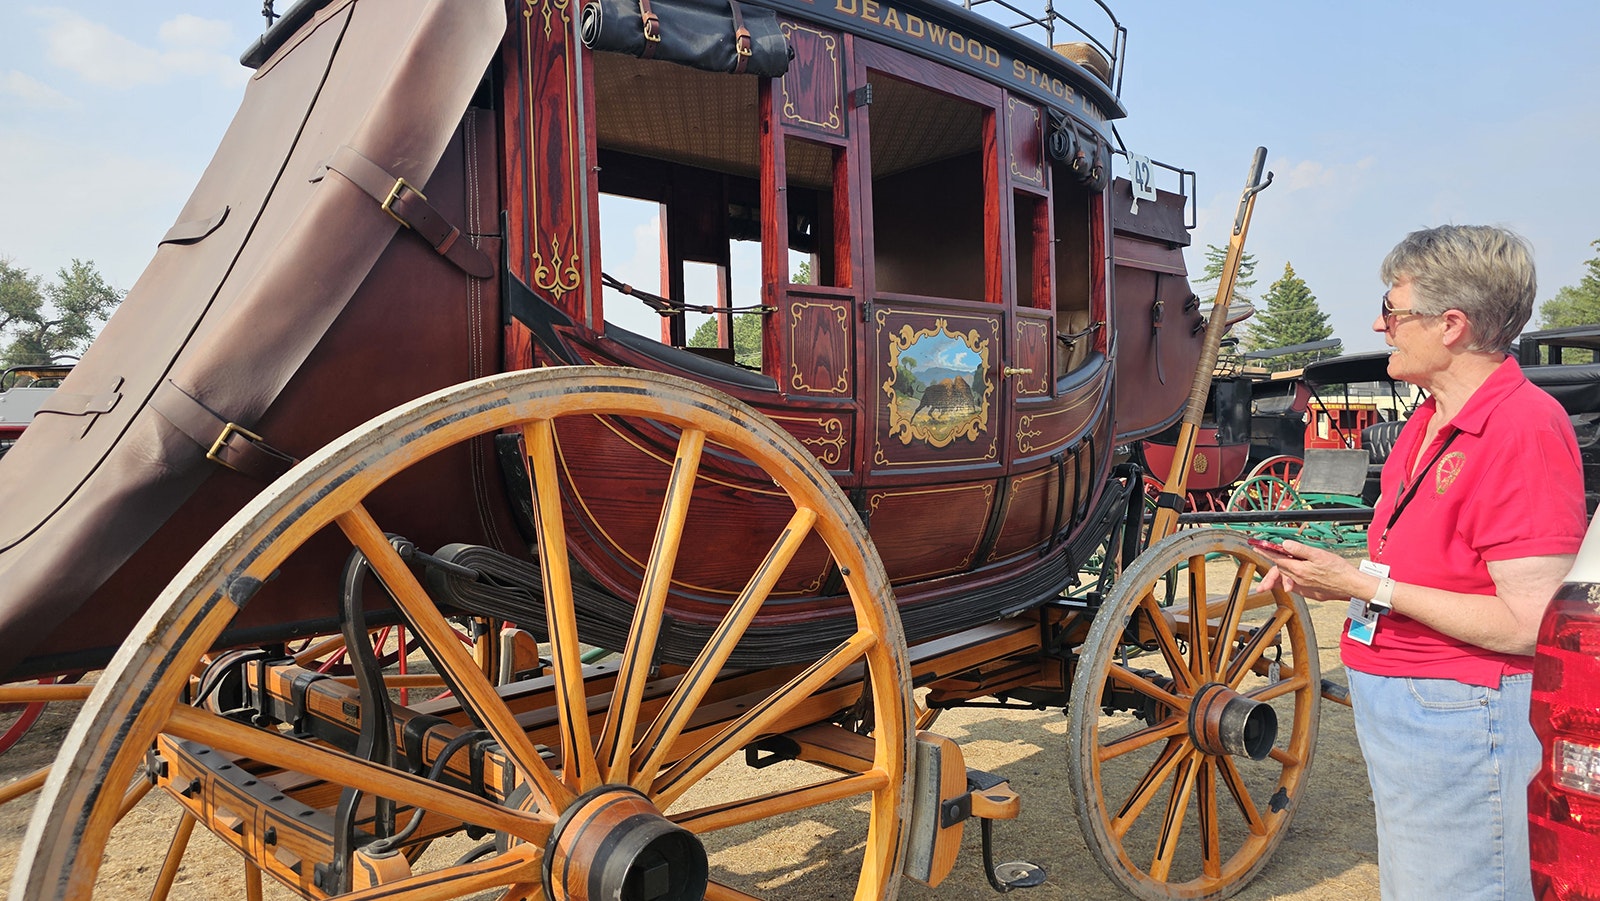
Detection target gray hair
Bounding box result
[1379,225,1536,353]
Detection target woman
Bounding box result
[1258,225,1586,901]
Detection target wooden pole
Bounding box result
[1149,148,1273,543]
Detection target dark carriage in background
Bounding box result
[0,2,1323,900]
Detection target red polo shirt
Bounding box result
[1342,356,1587,686]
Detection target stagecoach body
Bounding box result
[0,3,1329,901]
[0,0,1202,680]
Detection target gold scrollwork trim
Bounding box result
[1012,319,1049,396]
[1006,96,1042,185]
[522,8,583,301]
[779,23,841,131]
[768,413,848,466]
[787,301,850,394]
[526,0,570,39]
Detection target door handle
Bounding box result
[1002,367,1033,377]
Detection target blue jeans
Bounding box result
[1347,669,1537,901]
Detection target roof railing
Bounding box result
[959,0,1125,96]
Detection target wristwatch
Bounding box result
[1368,577,1396,615]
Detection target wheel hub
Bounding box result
[1188,681,1277,760]
[543,786,708,901]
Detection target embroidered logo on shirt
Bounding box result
[1435,451,1465,494]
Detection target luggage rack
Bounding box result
[960,0,1126,93]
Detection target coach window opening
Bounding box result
[866,73,989,303]
[1051,169,1101,379]
[592,52,769,371]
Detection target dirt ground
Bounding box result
[0,596,1378,900]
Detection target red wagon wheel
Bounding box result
[15,368,914,901]
[1244,454,1302,488]
[0,675,77,756]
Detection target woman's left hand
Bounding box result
[1255,539,1367,602]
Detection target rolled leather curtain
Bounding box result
[581,0,792,78]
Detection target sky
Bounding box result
[1,1,1597,355]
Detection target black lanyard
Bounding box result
[1374,429,1461,560]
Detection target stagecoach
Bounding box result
[0,2,1322,899]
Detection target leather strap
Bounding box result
[36,389,121,417]
[639,0,660,57]
[729,0,751,74]
[151,379,298,482]
[323,145,494,279]
[159,206,230,246]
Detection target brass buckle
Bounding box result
[381,177,425,229]
[208,422,263,471]
[642,13,661,41]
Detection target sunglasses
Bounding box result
[1380,289,1425,327]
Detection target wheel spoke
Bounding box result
[0,764,50,805]
[630,508,819,789]
[1209,561,1255,675]
[1268,745,1303,767]
[1150,752,1199,881]
[1215,753,1268,835]
[672,771,888,834]
[245,861,263,901]
[117,777,154,821]
[166,703,548,841]
[1187,553,1210,681]
[653,630,876,808]
[522,419,601,796]
[1109,737,1188,837]
[1198,758,1221,879]
[1099,718,1187,762]
[1223,606,1292,689]
[600,427,706,782]
[1138,592,1197,694]
[149,812,197,901]
[1245,673,1309,704]
[1106,664,1186,714]
[337,504,574,811]
[0,682,92,704]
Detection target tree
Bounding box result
[1246,262,1337,371]
[688,313,762,368]
[0,258,123,367]
[1538,239,1600,329]
[1193,243,1257,305]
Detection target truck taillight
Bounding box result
[1557,738,1600,798]
[1530,586,1600,900]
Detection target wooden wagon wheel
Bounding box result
[1067,528,1320,901]
[16,367,914,901]
[1243,455,1301,488]
[0,674,85,757]
[1225,474,1302,517]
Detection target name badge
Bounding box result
[1345,559,1391,646]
